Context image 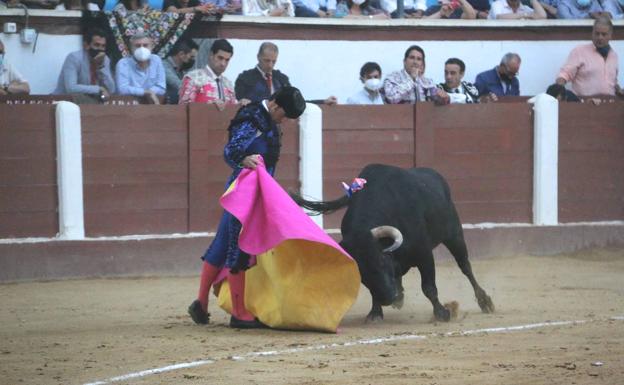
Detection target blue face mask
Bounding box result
[596,45,610,58]
[576,0,591,7]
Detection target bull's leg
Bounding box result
[365,298,384,323]
[416,251,450,322]
[391,276,404,309]
[443,236,495,314]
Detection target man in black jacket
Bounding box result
[235,42,291,103]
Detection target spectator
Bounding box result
[557,0,604,18]
[164,39,198,104]
[383,45,449,104]
[546,83,580,101]
[556,16,622,97]
[291,0,322,15]
[234,42,337,105]
[424,0,476,18]
[539,0,559,18]
[199,0,242,14]
[18,0,60,9]
[475,52,521,97]
[437,58,485,103]
[179,38,237,106]
[115,33,166,104]
[346,62,384,104]
[601,0,623,18]
[294,0,336,16]
[235,42,290,103]
[334,0,389,17]
[0,38,30,95]
[53,28,114,100]
[55,0,101,10]
[163,0,216,12]
[382,0,427,18]
[469,0,490,18]
[242,0,294,16]
[488,0,547,18]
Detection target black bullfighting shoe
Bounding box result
[229,316,268,329]
[188,300,210,325]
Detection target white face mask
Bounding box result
[133,46,151,62]
[352,0,366,5]
[364,78,382,91]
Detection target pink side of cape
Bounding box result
[219,163,352,261]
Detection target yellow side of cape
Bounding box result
[217,239,360,333]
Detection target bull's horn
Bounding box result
[370,226,403,253]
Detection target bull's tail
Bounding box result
[289,191,350,216]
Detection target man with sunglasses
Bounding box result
[474,52,521,97]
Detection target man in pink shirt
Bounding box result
[556,16,623,97]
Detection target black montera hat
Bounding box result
[271,86,306,119]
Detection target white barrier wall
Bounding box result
[1,30,623,100]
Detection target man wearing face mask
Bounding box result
[346,62,384,105]
[53,28,114,100]
[179,38,238,108]
[557,0,605,18]
[437,58,485,104]
[163,39,198,104]
[0,38,30,96]
[474,52,521,97]
[115,33,166,104]
[556,17,622,97]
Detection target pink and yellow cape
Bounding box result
[215,163,360,332]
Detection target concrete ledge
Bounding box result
[1,224,623,282]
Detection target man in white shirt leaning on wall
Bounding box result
[488,0,547,19]
[0,38,30,96]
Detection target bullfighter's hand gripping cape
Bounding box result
[215,161,360,332]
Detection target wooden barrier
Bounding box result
[0,104,58,238]
[559,102,624,223]
[80,105,189,236]
[415,102,534,223]
[1,101,623,239]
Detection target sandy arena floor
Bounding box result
[1,248,623,385]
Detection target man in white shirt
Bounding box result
[488,0,547,18]
[115,33,166,104]
[346,62,384,105]
[0,39,30,96]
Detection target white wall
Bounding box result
[1,32,623,100]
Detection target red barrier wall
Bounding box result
[81,105,189,236]
[559,103,624,222]
[0,105,58,238]
[415,103,534,223]
[1,102,623,239]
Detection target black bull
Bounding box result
[292,164,495,322]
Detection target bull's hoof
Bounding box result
[433,307,451,322]
[365,312,384,323]
[444,301,459,320]
[391,293,404,309]
[477,294,495,313]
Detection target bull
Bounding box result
[292,164,495,322]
